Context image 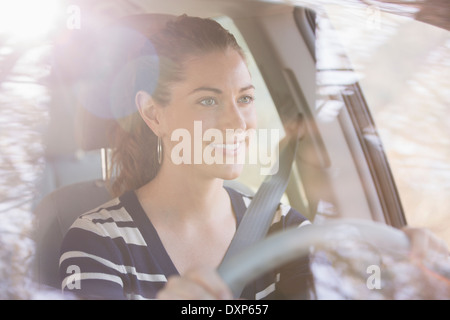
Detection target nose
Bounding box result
[222,100,247,132]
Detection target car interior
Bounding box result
[33,1,326,291]
[1,0,448,300]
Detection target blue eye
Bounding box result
[199,97,217,106]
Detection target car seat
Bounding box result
[32,13,255,290]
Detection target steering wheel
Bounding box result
[218,219,450,299]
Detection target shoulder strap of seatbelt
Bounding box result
[218,114,303,298]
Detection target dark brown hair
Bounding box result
[109,15,246,197]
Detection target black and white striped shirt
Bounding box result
[59,186,311,300]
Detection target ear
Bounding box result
[135,90,162,135]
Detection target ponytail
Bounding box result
[108,114,160,197]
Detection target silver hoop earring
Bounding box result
[157,136,162,165]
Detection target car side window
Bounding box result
[319,5,450,246]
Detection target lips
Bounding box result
[207,140,246,158]
[210,142,241,150]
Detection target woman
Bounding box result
[59,14,311,300]
[59,14,449,300]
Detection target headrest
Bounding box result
[54,14,176,151]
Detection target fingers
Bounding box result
[157,276,214,300]
[186,267,233,300]
[402,227,449,262]
[156,267,233,300]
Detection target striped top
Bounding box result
[59,186,311,300]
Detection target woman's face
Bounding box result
[159,48,257,180]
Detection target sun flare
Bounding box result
[0,0,60,41]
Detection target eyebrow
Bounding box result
[189,85,255,95]
[240,85,255,92]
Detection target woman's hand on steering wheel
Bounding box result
[402,226,449,263]
[156,266,233,300]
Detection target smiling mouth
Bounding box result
[210,142,242,150]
